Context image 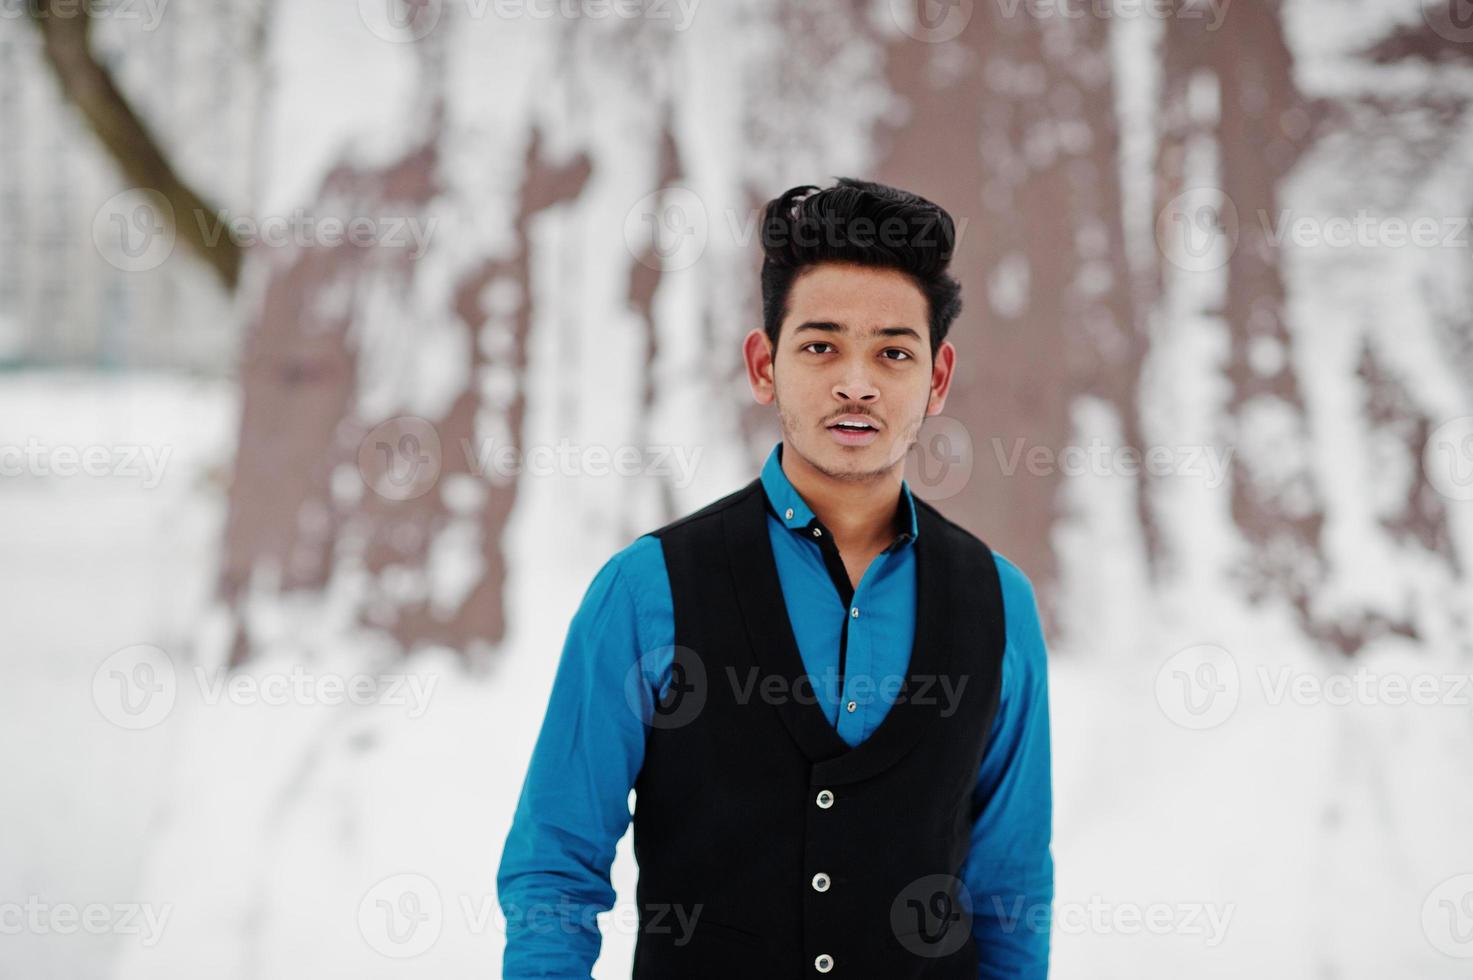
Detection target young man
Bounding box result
[498,178,1054,978]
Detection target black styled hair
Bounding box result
[758,177,963,360]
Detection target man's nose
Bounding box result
[834,380,879,402]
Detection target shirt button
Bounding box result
[850,607,859,618]
[785,508,794,520]
[812,528,822,538]
[811,872,830,892]
[815,789,834,809]
[846,700,857,713]
[814,953,834,973]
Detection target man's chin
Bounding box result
[811,439,898,480]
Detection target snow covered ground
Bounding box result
[4,372,1472,979]
[0,372,234,977]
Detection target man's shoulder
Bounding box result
[989,548,1036,600]
[984,548,1045,661]
[911,496,1036,603]
[911,495,1003,560]
[602,531,669,591]
[592,478,763,601]
[641,477,763,540]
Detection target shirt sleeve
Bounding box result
[496,549,661,979]
[962,554,1054,978]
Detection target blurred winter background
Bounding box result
[2,0,1472,977]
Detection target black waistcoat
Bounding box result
[630,477,1007,979]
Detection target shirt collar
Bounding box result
[759,440,919,547]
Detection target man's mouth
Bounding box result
[825,416,881,445]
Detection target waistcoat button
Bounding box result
[814,953,834,972]
[811,872,830,892]
[815,789,834,808]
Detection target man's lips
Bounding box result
[825,416,881,445]
[826,416,879,432]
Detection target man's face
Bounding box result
[744,261,955,483]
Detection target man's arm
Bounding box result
[962,553,1055,978]
[497,544,665,979]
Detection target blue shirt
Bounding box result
[498,440,1054,978]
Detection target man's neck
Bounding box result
[781,444,904,556]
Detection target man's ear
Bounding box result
[927,340,957,416]
[743,328,776,406]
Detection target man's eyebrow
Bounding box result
[791,321,924,342]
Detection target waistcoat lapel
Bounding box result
[723,477,961,786]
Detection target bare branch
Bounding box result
[29,0,242,289]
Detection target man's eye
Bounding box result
[882,349,912,361]
[803,342,835,354]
